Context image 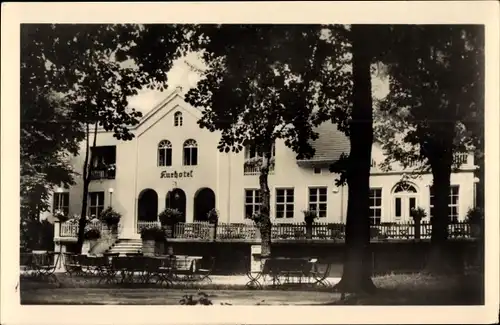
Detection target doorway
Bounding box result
[194,188,216,222]
[165,188,186,222]
[138,189,158,222]
[392,183,418,222]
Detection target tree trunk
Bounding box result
[258,152,272,258]
[426,159,453,273]
[76,122,98,253]
[334,25,376,294]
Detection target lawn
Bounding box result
[20,271,483,305]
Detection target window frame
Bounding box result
[174,111,183,127]
[369,188,382,225]
[53,192,70,216]
[88,191,105,218]
[244,189,261,219]
[158,140,173,167]
[429,185,460,222]
[308,187,328,218]
[275,188,294,219]
[183,139,198,166]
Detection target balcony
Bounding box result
[90,166,116,180]
[243,157,275,176]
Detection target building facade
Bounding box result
[46,89,478,239]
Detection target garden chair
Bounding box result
[310,259,332,287]
[63,253,83,277]
[32,252,60,283]
[196,256,216,284]
[156,255,175,287]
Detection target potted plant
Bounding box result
[82,226,101,255]
[466,207,483,238]
[207,208,219,241]
[410,207,427,240]
[100,206,121,233]
[53,209,69,223]
[140,225,164,256]
[159,208,183,237]
[303,210,317,239]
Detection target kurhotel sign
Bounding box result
[160,170,194,179]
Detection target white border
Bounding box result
[2,2,499,324]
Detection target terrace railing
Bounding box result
[173,221,213,240]
[59,219,474,241]
[217,223,259,240]
[136,221,161,233]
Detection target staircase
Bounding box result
[106,238,143,255]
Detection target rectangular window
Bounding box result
[245,144,276,159]
[184,147,198,166]
[369,188,382,225]
[430,185,459,222]
[276,188,294,219]
[409,197,416,215]
[308,187,327,218]
[89,192,105,218]
[313,167,322,174]
[53,192,69,216]
[244,189,261,219]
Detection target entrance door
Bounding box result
[166,188,186,222]
[194,188,216,222]
[392,183,418,222]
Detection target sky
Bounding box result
[127,52,390,115]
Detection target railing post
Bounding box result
[414,218,421,240]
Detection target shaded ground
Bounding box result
[20,271,483,305]
[21,287,337,305]
[331,272,484,305]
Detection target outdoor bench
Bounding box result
[246,257,321,289]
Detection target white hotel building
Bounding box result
[47,88,478,239]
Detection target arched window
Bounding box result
[174,111,183,127]
[183,139,198,166]
[158,140,172,166]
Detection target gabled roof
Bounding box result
[297,121,350,166]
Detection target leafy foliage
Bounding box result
[140,225,165,241]
[179,292,213,305]
[83,227,101,240]
[410,207,427,220]
[377,25,483,169]
[158,208,183,226]
[20,219,54,252]
[303,209,318,225]
[206,208,219,224]
[99,206,121,227]
[185,25,350,159]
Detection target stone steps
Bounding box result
[107,239,142,255]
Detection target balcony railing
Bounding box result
[453,153,470,166]
[58,219,107,237]
[90,168,116,180]
[244,164,275,176]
